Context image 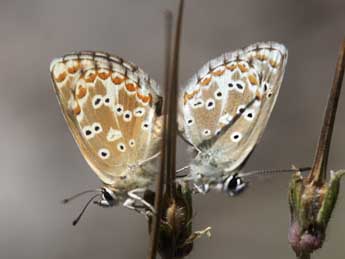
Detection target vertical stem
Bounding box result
[166,0,184,200]
[308,39,345,185]
[298,253,311,259]
[146,11,173,259]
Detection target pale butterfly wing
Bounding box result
[50,52,163,191]
[179,42,287,174]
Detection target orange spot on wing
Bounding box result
[183,89,199,105]
[238,63,249,73]
[257,54,267,61]
[248,74,258,85]
[125,82,137,92]
[226,63,237,71]
[76,86,87,99]
[200,76,212,86]
[85,71,97,83]
[212,68,225,76]
[137,92,152,104]
[73,103,81,115]
[55,72,67,82]
[98,70,111,80]
[67,65,79,74]
[269,59,279,68]
[112,75,125,85]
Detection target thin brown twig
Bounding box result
[146,11,173,259]
[308,39,345,185]
[166,0,184,200]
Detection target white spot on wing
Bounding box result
[123,111,132,122]
[219,113,233,124]
[205,98,215,110]
[98,148,110,159]
[92,95,103,109]
[244,109,255,121]
[192,99,204,109]
[114,104,124,115]
[133,107,145,117]
[83,126,94,139]
[93,122,103,134]
[117,143,126,152]
[214,90,223,100]
[107,128,122,142]
[202,129,211,136]
[129,139,136,147]
[231,132,242,142]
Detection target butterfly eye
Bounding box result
[117,143,126,152]
[231,132,242,142]
[224,174,247,197]
[92,95,103,109]
[98,148,110,159]
[103,190,114,201]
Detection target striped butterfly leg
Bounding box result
[123,188,156,217]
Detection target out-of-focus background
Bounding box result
[1,0,345,258]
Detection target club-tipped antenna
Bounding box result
[72,193,101,226]
[239,166,311,179]
[62,189,102,204]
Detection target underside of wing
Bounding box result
[50,52,163,188]
[179,42,287,172]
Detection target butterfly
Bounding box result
[50,51,164,219]
[177,42,288,196]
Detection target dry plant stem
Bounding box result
[147,11,173,259]
[308,39,345,185]
[299,253,311,259]
[166,0,184,200]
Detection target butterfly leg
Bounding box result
[127,188,156,215]
[123,198,151,218]
[192,183,210,194]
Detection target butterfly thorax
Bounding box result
[189,150,225,184]
[106,162,156,192]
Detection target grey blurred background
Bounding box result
[1,0,345,258]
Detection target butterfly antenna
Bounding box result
[240,166,311,178]
[62,189,102,204]
[72,194,101,226]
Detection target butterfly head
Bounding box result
[222,173,247,196]
[95,187,120,207]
